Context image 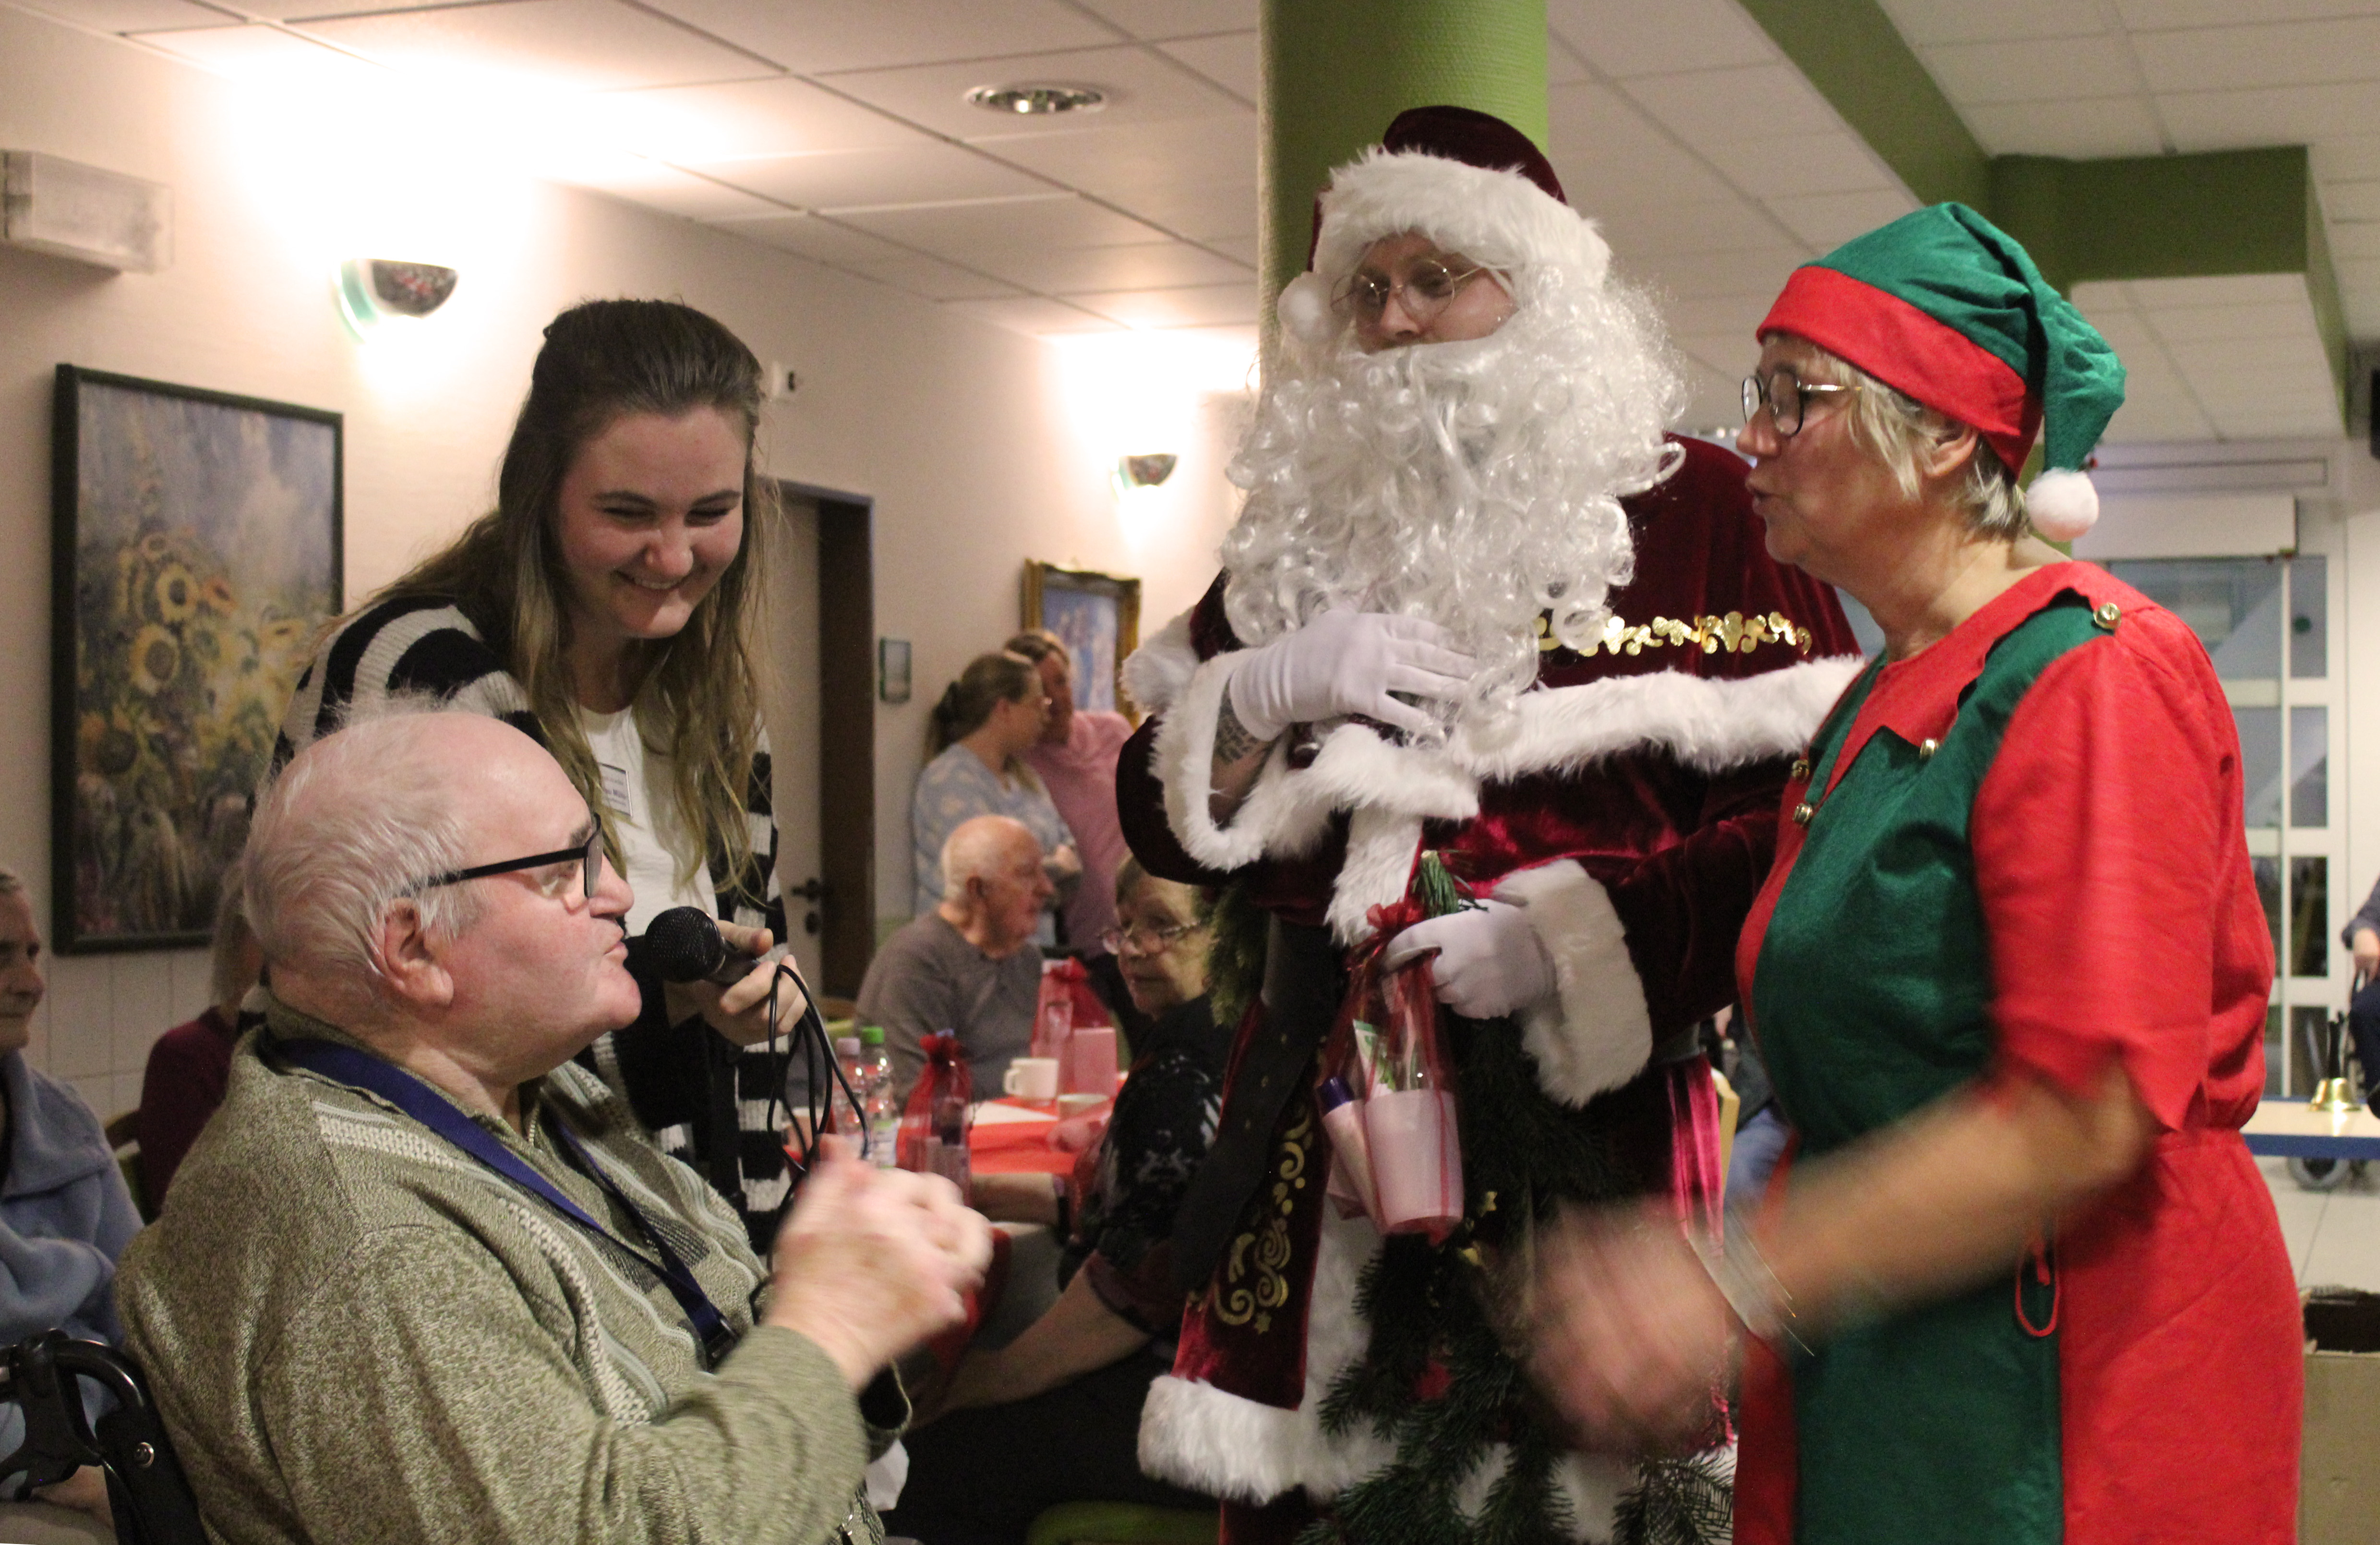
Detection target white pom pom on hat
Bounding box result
[2026,467,2099,543]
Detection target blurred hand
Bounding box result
[766,1136,993,1387]
[1381,899,1556,1019]
[1045,844,1083,898]
[1227,609,1478,741]
[34,1465,112,1525]
[2353,927,2379,985]
[665,922,805,1048]
[1530,1203,1735,1454]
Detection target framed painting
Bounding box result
[1022,562,1141,718]
[51,366,343,953]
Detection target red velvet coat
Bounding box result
[1120,438,1862,1524]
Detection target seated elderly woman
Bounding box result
[885,859,1224,1545]
[0,869,144,1528]
[1528,205,2301,1545]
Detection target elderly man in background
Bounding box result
[856,814,1053,1103]
[117,712,988,1545]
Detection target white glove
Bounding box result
[1380,898,1557,1020]
[1226,609,1478,741]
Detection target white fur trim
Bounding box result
[1138,1207,1635,1538]
[1493,861,1655,1106]
[1122,608,1198,716]
[1312,147,1608,300]
[1149,655,1863,944]
[2026,468,2099,542]
[1277,271,1335,346]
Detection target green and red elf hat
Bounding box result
[1756,202,2126,541]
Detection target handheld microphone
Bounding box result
[629,905,760,987]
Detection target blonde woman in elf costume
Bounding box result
[1530,205,2302,1544]
[1117,107,1861,1544]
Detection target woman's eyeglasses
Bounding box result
[1333,257,1492,328]
[1100,919,1204,956]
[1743,367,1862,437]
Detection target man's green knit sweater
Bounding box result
[119,998,897,1544]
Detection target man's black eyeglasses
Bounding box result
[406,825,603,902]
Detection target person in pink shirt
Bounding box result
[1007,631,1138,1025]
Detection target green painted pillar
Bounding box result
[1260,0,1550,317]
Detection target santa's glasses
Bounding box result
[1333,256,1493,327]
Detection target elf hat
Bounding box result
[1755,202,2126,540]
[1277,106,1613,345]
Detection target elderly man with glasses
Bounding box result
[116,711,990,1545]
[1115,107,1863,1544]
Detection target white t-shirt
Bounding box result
[579,706,719,933]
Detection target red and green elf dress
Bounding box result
[1731,560,2302,1545]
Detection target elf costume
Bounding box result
[1118,108,1862,1544]
[1731,204,2302,1544]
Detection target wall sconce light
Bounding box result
[337,258,459,338]
[1114,453,1177,494]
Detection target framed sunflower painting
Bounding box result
[51,366,342,953]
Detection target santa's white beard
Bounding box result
[1220,281,1684,739]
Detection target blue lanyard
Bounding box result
[274,1036,741,1369]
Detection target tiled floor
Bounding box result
[2263,1157,2380,1292]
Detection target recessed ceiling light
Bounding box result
[965,84,1106,116]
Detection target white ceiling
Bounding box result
[11,0,2376,442]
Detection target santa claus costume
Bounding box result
[1118,108,1862,1544]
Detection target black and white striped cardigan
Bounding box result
[273,593,795,1250]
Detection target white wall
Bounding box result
[0,6,1244,1117]
[2320,444,2380,956]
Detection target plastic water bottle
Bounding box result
[857,1026,899,1169]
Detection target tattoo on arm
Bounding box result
[1214,688,1274,764]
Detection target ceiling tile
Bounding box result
[1070,0,1254,43]
[2110,0,2380,30]
[2156,81,2380,150]
[217,0,445,15]
[129,22,385,84]
[1099,178,1259,240]
[2315,134,2380,181]
[941,295,1123,335]
[705,210,918,264]
[1154,31,1256,103]
[1876,0,2110,46]
[1918,36,2141,104]
[824,45,1242,141]
[2101,391,2215,442]
[1764,187,1921,249]
[2335,256,2380,328]
[1071,282,1258,328]
[290,0,774,93]
[1701,132,1894,199]
[1548,0,1775,78]
[1662,293,1774,340]
[1958,96,2166,157]
[691,142,1049,210]
[1206,233,1259,266]
[1625,245,1806,300]
[1596,197,1790,257]
[1547,34,1591,85]
[633,0,1113,74]
[972,239,1248,293]
[556,155,781,218]
[2322,180,2380,220]
[975,116,1257,199]
[1548,83,1742,209]
[1672,330,1757,378]
[2130,272,2312,309]
[16,0,238,31]
[836,194,1173,256]
[2130,17,2380,93]
[844,252,1021,300]
[2330,221,2380,257]
[588,77,927,161]
[2143,298,2318,342]
[1621,65,1844,151]
[2162,333,2333,373]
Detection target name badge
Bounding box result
[597,760,632,816]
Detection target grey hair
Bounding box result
[1796,346,2027,539]
[240,712,487,987]
[939,815,1035,895]
[207,881,260,1011]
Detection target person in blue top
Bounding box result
[0,868,144,1527]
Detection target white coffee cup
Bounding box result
[1003,1057,1060,1102]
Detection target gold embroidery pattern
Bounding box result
[1210,1104,1314,1334]
[1536,609,1814,658]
